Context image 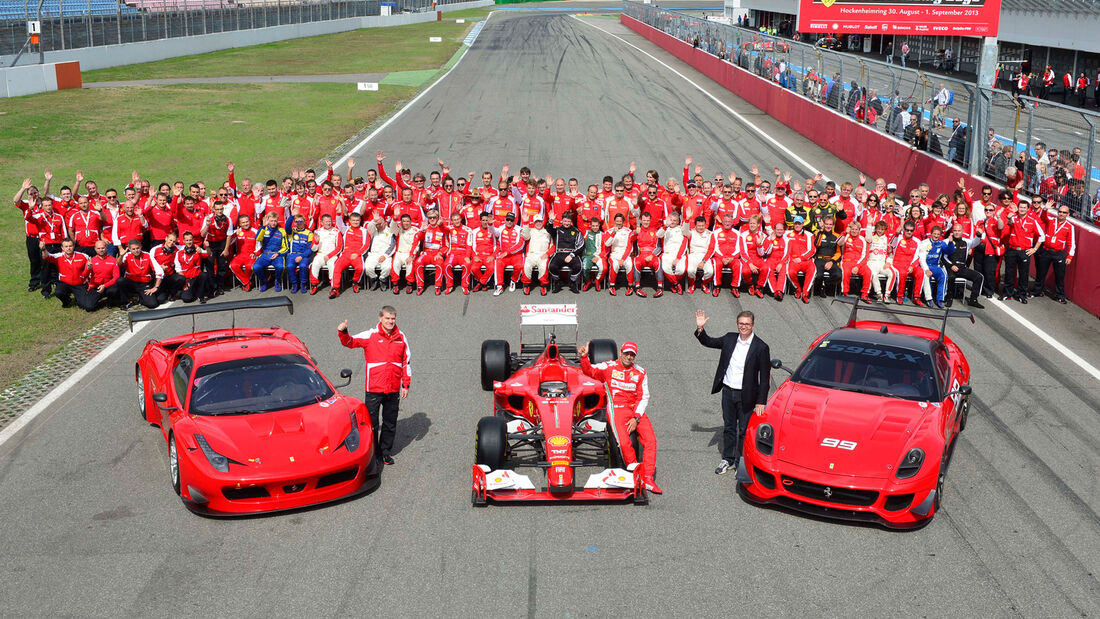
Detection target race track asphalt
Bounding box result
[2,10,1099,617]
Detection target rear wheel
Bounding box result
[475,416,508,471]
[480,340,511,391]
[958,396,970,432]
[169,432,181,496]
[136,366,147,421]
[588,339,618,365]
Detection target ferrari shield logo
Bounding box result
[821,0,835,7]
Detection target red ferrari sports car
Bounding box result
[738,297,974,528]
[471,304,648,505]
[132,297,381,515]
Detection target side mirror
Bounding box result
[336,368,353,388]
[770,359,793,376]
[151,392,178,412]
[947,384,972,398]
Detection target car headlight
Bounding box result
[895,448,925,479]
[194,434,229,473]
[756,423,774,456]
[342,413,360,452]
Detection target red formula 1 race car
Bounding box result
[738,297,974,528]
[471,304,647,505]
[133,297,381,516]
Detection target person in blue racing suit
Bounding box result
[253,211,290,292]
[285,215,315,293]
[921,225,955,309]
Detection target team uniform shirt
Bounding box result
[678,191,712,229]
[33,211,67,244]
[497,226,525,258]
[174,247,209,278]
[314,226,344,261]
[143,202,177,241]
[337,323,412,393]
[712,198,740,227]
[121,251,164,283]
[471,227,497,257]
[1043,218,1076,256]
[546,191,575,227]
[1001,214,1045,250]
[764,196,791,229]
[201,213,231,244]
[574,196,603,227]
[151,244,180,276]
[176,203,209,239]
[488,196,518,229]
[340,226,371,257]
[67,210,102,247]
[445,224,473,258]
[87,255,120,288]
[604,198,635,229]
[739,229,769,263]
[44,251,89,285]
[112,212,146,248]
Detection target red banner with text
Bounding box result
[797,0,1001,36]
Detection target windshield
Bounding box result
[792,340,938,401]
[189,354,334,415]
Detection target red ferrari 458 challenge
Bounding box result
[471,304,648,505]
[133,297,381,515]
[738,297,974,528]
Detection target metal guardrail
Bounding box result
[624,1,1099,225]
[2,0,462,58]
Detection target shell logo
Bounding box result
[547,436,570,447]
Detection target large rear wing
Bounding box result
[127,296,294,332]
[519,304,579,358]
[833,295,973,341]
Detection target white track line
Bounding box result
[333,12,494,171]
[0,315,158,448]
[988,298,1100,382]
[0,19,496,449]
[578,15,1100,385]
[571,15,826,180]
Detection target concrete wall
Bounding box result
[0,0,491,72]
[0,61,81,97]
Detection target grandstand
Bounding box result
[0,0,140,20]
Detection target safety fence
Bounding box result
[623,1,1099,225]
[2,0,461,56]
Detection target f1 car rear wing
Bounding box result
[833,295,973,342]
[519,304,579,357]
[127,296,294,332]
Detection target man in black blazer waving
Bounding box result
[695,309,772,475]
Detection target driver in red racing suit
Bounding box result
[578,341,661,494]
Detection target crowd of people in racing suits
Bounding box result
[14,150,1078,311]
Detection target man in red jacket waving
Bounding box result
[338,306,411,466]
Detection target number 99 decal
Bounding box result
[820,437,857,450]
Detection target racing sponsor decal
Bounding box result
[551,459,570,466]
[824,342,921,363]
[820,437,858,450]
[612,370,625,380]
[548,436,570,447]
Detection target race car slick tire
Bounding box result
[588,339,618,365]
[481,339,511,391]
[959,396,970,432]
[169,432,181,496]
[475,416,508,471]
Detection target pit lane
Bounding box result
[1,6,1099,616]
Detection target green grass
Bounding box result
[0,82,415,387]
[82,11,489,82]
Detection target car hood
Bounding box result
[185,396,358,464]
[771,383,937,479]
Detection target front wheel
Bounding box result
[475,416,508,471]
[958,396,970,432]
